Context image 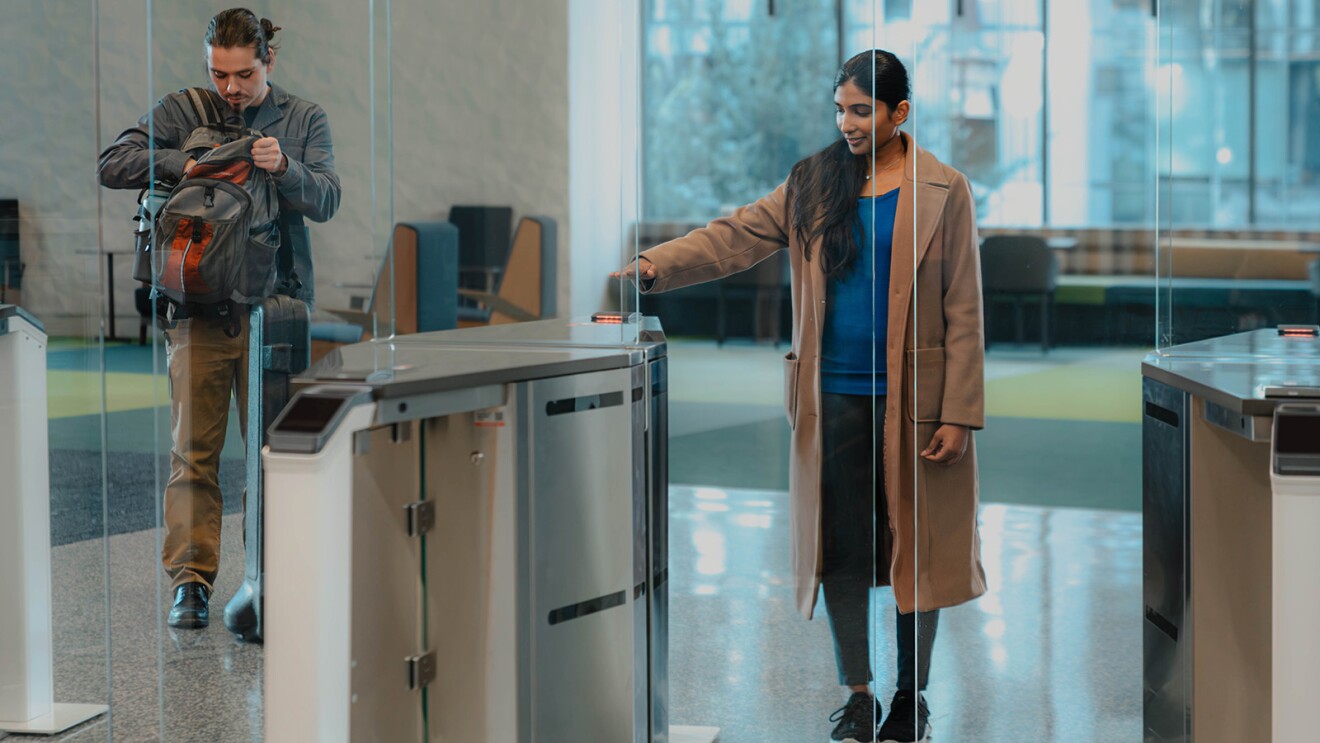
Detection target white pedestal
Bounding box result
[1271,476,1320,741]
[0,703,108,735]
[0,311,108,734]
[671,724,720,743]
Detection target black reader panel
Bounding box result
[267,385,373,454]
[1273,404,1320,476]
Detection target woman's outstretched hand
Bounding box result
[920,424,969,465]
[611,257,656,282]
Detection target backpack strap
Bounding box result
[184,87,224,128]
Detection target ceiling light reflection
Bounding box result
[695,487,728,501]
[733,514,772,529]
[693,528,726,576]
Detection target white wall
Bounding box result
[3,0,587,334]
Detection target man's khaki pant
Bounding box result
[162,312,249,591]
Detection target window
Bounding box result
[642,0,840,220]
[641,0,1320,228]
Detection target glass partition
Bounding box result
[128,2,390,739]
[911,1,1146,741]
[1155,0,1320,352]
[635,1,869,739]
[2,2,112,741]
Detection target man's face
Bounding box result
[206,45,273,112]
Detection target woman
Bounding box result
[617,50,986,743]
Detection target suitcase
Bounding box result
[224,295,310,642]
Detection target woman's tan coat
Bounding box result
[640,132,987,618]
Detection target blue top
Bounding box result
[821,189,898,395]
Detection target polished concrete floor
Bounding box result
[666,488,1142,743]
[14,489,1142,742]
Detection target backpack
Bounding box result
[132,87,282,313]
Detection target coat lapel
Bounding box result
[891,134,949,310]
[250,83,288,134]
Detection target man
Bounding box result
[98,7,341,629]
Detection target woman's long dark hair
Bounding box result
[788,50,910,277]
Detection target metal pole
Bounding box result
[836,0,846,67]
[1041,0,1050,223]
[1248,1,1258,223]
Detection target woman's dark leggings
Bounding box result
[820,392,939,690]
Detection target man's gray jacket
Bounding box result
[98,82,340,309]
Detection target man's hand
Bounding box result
[611,257,656,282]
[251,137,287,175]
[920,423,969,466]
[184,158,197,175]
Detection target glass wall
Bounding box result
[95,1,391,740]
[1156,0,1320,349]
[0,1,112,741]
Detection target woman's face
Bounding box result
[834,79,908,157]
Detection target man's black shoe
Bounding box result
[168,582,210,629]
[829,690,880,742]
[877,689,930,743]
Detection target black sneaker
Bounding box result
[828,691,880,742]
[876,690,930,743]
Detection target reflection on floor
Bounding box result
[9,514,258,743]
[669,486,1142,743]
[23,488,1141,742]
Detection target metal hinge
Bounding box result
[406,651,436,690]
[405,501,435,537]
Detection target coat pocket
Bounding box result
[783,351,800,428]
[906,346,946,422]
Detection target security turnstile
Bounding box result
[263,317,668,742]
[0,305,108,734]
[1141,328,1320,743]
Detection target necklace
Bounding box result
[864,150,904,180]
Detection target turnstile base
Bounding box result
[672,725,720,743]
[0,703,108,734]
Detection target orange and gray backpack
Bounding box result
[133,88,281,327]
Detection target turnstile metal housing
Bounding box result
[1141,329,1320,742]
[263,317,667,743]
